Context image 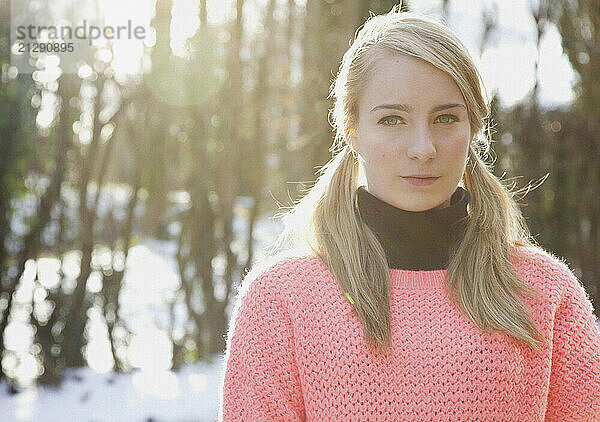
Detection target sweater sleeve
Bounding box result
[545,266,600,421]
[218,269,305,422]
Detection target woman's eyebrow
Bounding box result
[370,103,466,113]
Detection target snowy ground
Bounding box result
[0,355,224,422]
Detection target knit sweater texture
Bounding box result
[218,244,600,421]
[219,186,600,421]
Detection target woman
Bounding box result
[218,7,600,421]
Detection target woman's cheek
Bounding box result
[373,138,398,160]
[442,130,470,157]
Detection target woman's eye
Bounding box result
[378,114,459,126]
[378,116,403,126]
[436,114,459,124]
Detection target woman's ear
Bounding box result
[345,127,358,154]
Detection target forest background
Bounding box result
[0,0,598,414]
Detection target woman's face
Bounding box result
[349,52,471,212]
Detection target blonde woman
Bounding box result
[218,7,600,421]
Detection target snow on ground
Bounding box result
[0,354,224,422]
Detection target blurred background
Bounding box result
[1,0,599,420]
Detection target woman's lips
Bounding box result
[402,176,439,186]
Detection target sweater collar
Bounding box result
[356,186,470,270]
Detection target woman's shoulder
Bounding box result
[236,250,328,299]
[508,243,580,296]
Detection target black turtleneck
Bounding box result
[356,186,470,270]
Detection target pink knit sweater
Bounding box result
[218,246,600,421]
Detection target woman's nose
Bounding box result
[406,124,436,160]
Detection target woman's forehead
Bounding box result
[360,55,465,109]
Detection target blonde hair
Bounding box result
[270,7,548,354]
